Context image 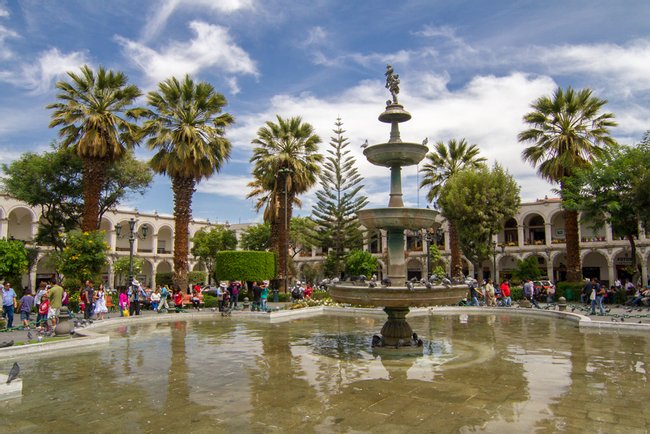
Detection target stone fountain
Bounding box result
[329,65,468,349]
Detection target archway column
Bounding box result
[607,257,616,285]
[517,225,524,247]
[0,217,7,238]
[642,258,648,288]
[545,223,552,246]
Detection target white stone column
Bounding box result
[545,223,552,246]
[642,258,648,288]
[606,222,613,243]
[109,229,118,252]
[607,258,616,285]
[517,225,524,247]
[0,218,7,239]
[29,269,37,291]
[639,222,646,240]
[30,221,39,241]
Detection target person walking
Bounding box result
[500,280,512,307]
[83,280,95,319]
[468,280,481,306]
[590,278,606,315]
[157,285,170,313]
[118,289,129,317]
[485,279,496,307]
[19,289,35,329]
[228,281,240,310]
[93,284,108,320]
[523,279,541,309]
[2,281,17,329]
[251,282,262,311]
[260,281,269,311]
[47,281,64,327]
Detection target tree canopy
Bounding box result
[1,146,152,251]
[312,118,367,275]
[191,226,237,283]
[438,164,520,277]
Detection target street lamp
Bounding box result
[491,240,497,282]
[418,229,437,279]
[277,167,292,294]
[115,218,148,291]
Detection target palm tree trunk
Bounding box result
[277,190,293,292]
[448,220,463,279]
[81,157,107,231]
[627,234,640,283]
[564,209,582,282]
[172,176,195,292]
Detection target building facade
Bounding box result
[2,194,649,289]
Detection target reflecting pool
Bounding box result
[2,313,649,433]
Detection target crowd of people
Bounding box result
[1,280,67,331]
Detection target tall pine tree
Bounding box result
[312,118,368,275]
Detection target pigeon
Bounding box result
[37,335,43,343]
[331,277,340,284]
[620,318,625,322]
[412,332,418,341]
[6,362,19,384]
[442,277,451,286]
[361,139,369,149]
[368,281,377,288]
[27,330,33,341]
[405,281,414,291]
[422,137,428,145]
[371,335,382,347]
[571,306,576,312]
[381,278,392,287]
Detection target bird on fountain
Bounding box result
[6,362,20,384]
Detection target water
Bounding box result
[1,313,649,433]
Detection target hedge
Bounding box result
[215,251,276,282]
[556,281,585,302]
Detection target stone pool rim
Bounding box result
[0,306,648,360]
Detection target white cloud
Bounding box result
[0,48,89,93]
[304,26,327,47]
[117,21,258,85]
[197,174,253,198]
[533,39,650,95]
[141,0,255,42]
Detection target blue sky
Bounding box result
[1,0,650,225]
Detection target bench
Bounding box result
[180,293,204,308]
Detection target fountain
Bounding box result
[329,65,468,348]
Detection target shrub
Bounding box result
[202,293,219,308]
[188,271,207,285]
[344,250,379,278]
[215,251,276,282]
[156,273,174,287]
[510,286,524,301]
[556,281,584,302]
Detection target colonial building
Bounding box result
[0,193,248,289]
[293,197,650,287]
[2,194,648,289]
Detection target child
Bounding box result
[38,294,50,331]
[118,289,129,317]
[19,289,35,329]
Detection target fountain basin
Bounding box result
[363,142,428,167]
[358,207,439,230]
[328,284,468,308]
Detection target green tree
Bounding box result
[56,230,109,288]
[1,146,152,251]
[512,256,542,282]
[215,251,276,282]
[47,65,146,232]
[518,87,617,281]
[289,216,318,258]
[428,244,446,277]
[419,138,486,278]
[312,118,368,275]
[563,141,650,281]
[0,238,29,285]
[191,226,237,284]
[344,250,379,278]
[248,116,322,290]
[112,256,144,287]
[239,223,271,251]
[143,75,234,291]
[438,164,520,279]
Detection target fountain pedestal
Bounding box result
[380,307,413,347]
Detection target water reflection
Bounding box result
[0,314,648,432]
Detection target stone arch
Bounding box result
[498,254,519,281]
[137,222,155,253]
[549,211,566,244]
[141,259,154,287]
[7,206,36,242]
[406,258,423,280]
[35,254,57,285]
[522,213,546,245]
[612,248,643,283]
[501,217,518,245]
[552,252,568,282]
[156,225,174,255]
[582,250,609,282]
[156,260,173,274]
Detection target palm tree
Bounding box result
[47,65,145,231]
[144,75,234,291]
[518,87,617,282]
[419,138,486,279]
[248,116,322,290]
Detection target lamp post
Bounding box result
[115,218,148,292]
[491,240,497,282]
[418,229,437,279]
[278,167,292,294]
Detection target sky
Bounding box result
[1,0,650,225]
